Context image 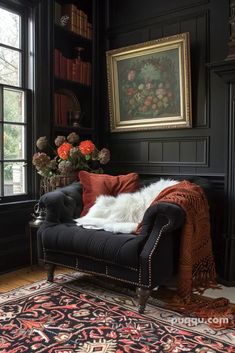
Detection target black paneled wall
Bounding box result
[103,0,228,177]
[99,0,231,282]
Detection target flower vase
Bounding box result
[40,173,77,195]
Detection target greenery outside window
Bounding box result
[0,3,32,202]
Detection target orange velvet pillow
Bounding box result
[79,171,139,216]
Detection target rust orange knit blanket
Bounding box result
[149,180,217,301]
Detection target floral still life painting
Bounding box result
[107,33,192,132]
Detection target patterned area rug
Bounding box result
[0,273,234,353]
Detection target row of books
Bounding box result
[54,93,72,127]
[54,49,92,86]
[55,2,92,40]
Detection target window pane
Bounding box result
[0,47,20,86]
[4,89,24,122]
[4,124,25,159]
[4,162,25,195]
[0,8,20,48]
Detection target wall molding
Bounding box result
[110,136,209,167]
[107,0,210,34]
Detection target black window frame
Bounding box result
[0,0,33,204]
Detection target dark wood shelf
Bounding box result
[53,125,94,134]
[54,24,92,51]
[54,77,92,93]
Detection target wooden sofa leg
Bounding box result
[46,264,56,282]
[136,287,151,314]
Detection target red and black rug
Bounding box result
[0,273,234,353]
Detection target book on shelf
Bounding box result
[54,93,72,127]
[54,49,92,86]
[54,49,60,76]
[62,4,77,33]
[59,3,92,40]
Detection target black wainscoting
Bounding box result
[0,201,36,274]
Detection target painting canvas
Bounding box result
[106,33,192,132]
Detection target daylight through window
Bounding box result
[0,5,28,198]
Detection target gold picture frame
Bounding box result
[106,32,192,132]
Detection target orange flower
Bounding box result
[79,140,95,155]
[57,142,72,160]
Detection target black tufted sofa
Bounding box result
[37,177,211,313]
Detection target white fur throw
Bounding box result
[75,178,179,234]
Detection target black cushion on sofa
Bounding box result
[39,182,83,222]
[42,223,147,268]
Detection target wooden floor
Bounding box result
[0,266,74,293]
[1,266,235,306]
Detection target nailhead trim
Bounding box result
[147,220,171,287]
[138,266,142,285]
[43,249,138,272]
[44,260,150,288]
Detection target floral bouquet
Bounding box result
[32,132,110,193]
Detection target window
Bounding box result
[0,3,32,202]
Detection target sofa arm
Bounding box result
[139,202,185,286]
[38,182,83,223]
[139,202,185,236]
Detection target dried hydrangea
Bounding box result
[67,132,80,144]
[70,146,80,159]
[54,135,66,147]
[32,152,51,176]
[49,158,58,170]
[36,136,48,150]
[58,160,73,176]
[32,152,51,169]
[98,148,110,165]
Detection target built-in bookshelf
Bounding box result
[53,1,93,134]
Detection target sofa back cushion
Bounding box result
[39,182,83,222]
[79,171,139,216]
